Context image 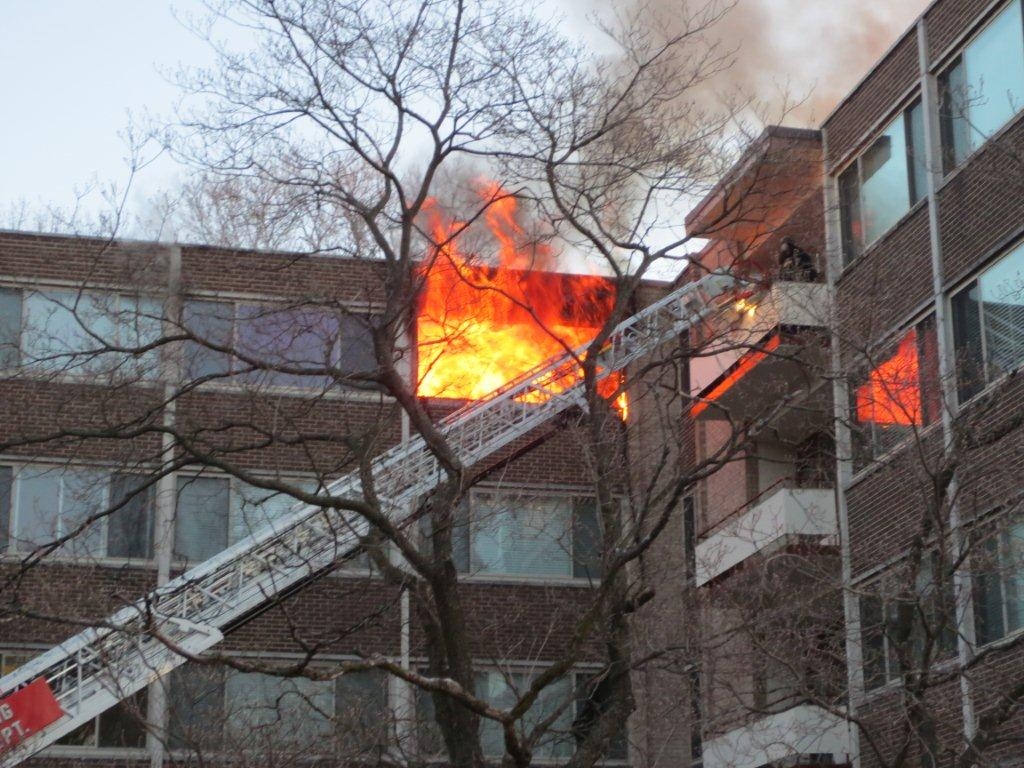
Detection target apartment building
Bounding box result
[827,0,1024,764]
[0,231,636,765]
[680,1,1024,767]
[679,127,848,768]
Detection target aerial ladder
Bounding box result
[0,271,734,765]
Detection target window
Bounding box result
[478,670,573,759]
[951,241,1024,401]
[0,649,147,750]
[21,290,161,378]
[0,288,21,369]
[973,515,1024,645]
[169,663,388,757]
[183,299,377,387]
[574,673,630,762]
[940,0,1024,170]
[108,474,155,559]
[452,491,603,580]
[417,668,624,762]
[838,101,928,263]
[230,479,313,544]
[2,467,155,559]
[174,476,230,562]
[10,467,106,557]
[860,554,957,689]
[852,318,940,470]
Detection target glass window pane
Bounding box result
[978,242,1024,380]
[183,300,234,380]
[175,477,229,561]
[236,304,339,387]
[339,314,377,376]
[1003,521,1024,634]
[119,296,163,379]
[974,534,1007,645]
[23,291,119,375]
[60,468,108,558]
[941,58,972,168]
[108,474,154,559]
[97,690,147,748]
[336,670,389,755]
[224,672,333,748]
[169,664,225,751]
[854,328,925,463]
[470,494,572,577]
[860,594,888,689]
[572,499,602,579]
[230,479,310,544]
[963,0,1024,152]
[477,670,573,760]
[838,165,863,264]
[0,288,21,369]
[907,101,929,203]
[860,113,911,246]
[13,467,61,551]
[952,282,986,401]
[0,466,10,553]
[575,673,629,760]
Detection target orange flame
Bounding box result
[416,182,626,415]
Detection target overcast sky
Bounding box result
[0,0,931,234]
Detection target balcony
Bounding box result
[702,703,851,768]
[695,484,837,587]
[691,281,830,422]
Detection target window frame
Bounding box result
[859,552,958,691]
[837,97,929,267]
[937,0,1024,173]
[849,314,940,473]
[451,486,610,584]
[949,238,1024,404]
[971,512,1024,646]
[0,463,156,562]
[182,295,380,392]
[15,286,164,381]
[167,657,390,758]
[416,663,629,765]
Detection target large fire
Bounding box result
[416,183,627,415]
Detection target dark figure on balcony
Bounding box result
[778,237,819,282]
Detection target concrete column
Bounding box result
[146,244,183,768]
[915,18,977,742]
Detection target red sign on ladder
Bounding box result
[0,678,63,755]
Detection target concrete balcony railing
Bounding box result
[690,281,830,420]
[694,484,837,587]
[702,703,851,768]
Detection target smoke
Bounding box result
[583,0,931,126]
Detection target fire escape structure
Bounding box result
[0,272,734,766]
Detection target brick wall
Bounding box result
[924,0,996,64]
[824,31,920,173]
[834,203,933,369]
[937,113,1024,287]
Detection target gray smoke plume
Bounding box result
[576,0,930,126]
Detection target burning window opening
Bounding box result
[855,329,922,427]
[415,183,628,417]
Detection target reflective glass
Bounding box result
[860,112,911,245]
[978,242,1024,379]
[964,0,1024,151]
[174,476,229,561]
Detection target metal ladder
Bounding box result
[0,271,733,765]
